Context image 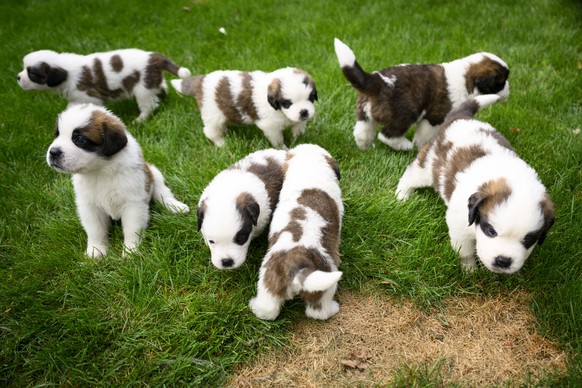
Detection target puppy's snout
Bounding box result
[299,109,309,120]
[494,255,512,269]
[221,258,235,268]
[49,147,63,159]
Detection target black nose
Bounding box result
[49,147,62,159]
[221,258,234,268]
[17,74,21,81]
[299,109,309,120]
[494,256,512,269]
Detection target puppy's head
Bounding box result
[267,67,317,123]
[465,53,510,99]
[46,104,128,174]
[18,50,68,91]
[197,192,260,269]
[468,178,554,274]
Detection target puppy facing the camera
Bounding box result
[334,38,510,151]
[18,49,191,122]
[171,67,318,148]
[46,104,190,257]
[197,149,287,269]
[249,144,343,320]
[396,95,554,274]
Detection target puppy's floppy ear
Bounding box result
[325,155,341,181]
[237,193,260,226]
[267,78,282,110]
[100,114,128,157]
[468,192,484,226]
[46,66,68,87]
[537,194,555,245]
[310,84,318,102]
[196,202,206,231]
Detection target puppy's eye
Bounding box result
[234,231,249,246]
[522,232,538,249]
[208,240,215,244]
[481,222,497,238]
[73,133,89,147]
[280,100,292,109]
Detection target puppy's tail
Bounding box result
[456,94,503,118]
[147,164,190,214]
[154,53,192,78]
[334,38,383,95]
[294,268,343,293]
[170,76,204,99]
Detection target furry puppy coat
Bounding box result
[334,38,510,151]
[396,95,554,274]
[171,67,317,148]
[46,104,190,257]
[197,149,287,269]
[18,49,191,122]
[249,144,343,320]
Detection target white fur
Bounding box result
[198,149,287,269]
[46,104,189,257]
[249,144,343,320]
[171,67,316,148]
[18,49,191,122]
[396,96,551,274]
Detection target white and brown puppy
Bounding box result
[334,38,510,151]
[396,95,554,274]
[18,49,191,122]
[249,144,343,320]
[46,104,190,257]
[197,149,287,269]
[171,67,318,148]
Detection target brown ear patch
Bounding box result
[78,110,128,156]
[465,56,509,95]
[267,78,283,110]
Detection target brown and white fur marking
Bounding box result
[18,49,191,122]
[334,38,510,151]
[249,144,343,320]
[46,104,189,258]
[197,149,287,269]
[171,67,317,148]
[396,95,554,274]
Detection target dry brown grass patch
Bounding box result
[229,290,567,386]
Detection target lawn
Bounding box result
[0,0,580,385]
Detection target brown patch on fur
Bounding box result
[538,194,555,244]
[143,163,154,194]
[144,53,165,89]
[76,109,127,156]
[417,144,431,168]
[465,56,509,94]
[216,77,244,124]
[110,55,123,73]
[476,178,512,218]
[297,189,341,266]
[77,58,124,100]
[181,75,205,108]
[478,127,514,151]
[267,78,282,106]
[122,70,141,93]
[431,140,453,192]
[263,246,333,299]
[246,157,285,212]
[236,72,259,121]
[229,290,567,386]
[443,145,488,201]
[324,155,341,181]
[268,207,307,246]
[293,68,316,90]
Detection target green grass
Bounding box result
[1,0,581,385]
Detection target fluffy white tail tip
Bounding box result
[178,67,192,78]
[334,38,356,68]
[302,270,343,292]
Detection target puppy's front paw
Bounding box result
[167,200,190,214]
[86,244,107,258]
[461,256,477,272]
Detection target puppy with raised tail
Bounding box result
[171,67,317,148]
[396,95,554,274]
[334,38,510,151]
[46,104,190,257]
[249,144,343,320]
[197,149,288,269]
[18,49,191,122]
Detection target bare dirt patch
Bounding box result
[229,290,567,386]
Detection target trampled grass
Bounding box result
[0,0,580,385]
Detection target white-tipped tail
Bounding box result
[302,270,343,292]
[178,67,192,78]
[170,79,184,94]
[474,94,503,111]
[148,164,190,213]
[334,38,356,68]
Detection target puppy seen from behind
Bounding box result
[249,144,343,320]
[46,104,190,258]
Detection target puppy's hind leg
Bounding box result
[353,119,376,150]
[134,87,160,123]
[303,284,340,320]
[249,273,284,320]
[395,152,433,201]
[148,164,190,213]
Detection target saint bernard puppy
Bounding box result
[197,149,287,269]
[334,38,510,151]
[249,144,343,320]
[396,95,555,274]
[46,104,190,258]
[18,49,191,122]
[171,67,318,148]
